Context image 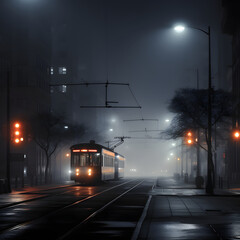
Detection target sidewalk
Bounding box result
[135,177,240,240]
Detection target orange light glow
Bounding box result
[81,149,88,152]
[20,138,24,141]
[187,132,192,137]
[234,131,240,139]
[102,149,115,157]
[15,131,20,135]
[15,123,20,128]
[73,149,80,152]
[187,139,192,144]
[66,153,70,157]
[15,138,20,143]
[88,149,97,152]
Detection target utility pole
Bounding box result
[6,71,11,193]
[206,26,213,194]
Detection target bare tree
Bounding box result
[162,88,232,151]
[31,113,85,183]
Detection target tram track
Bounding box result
[58,180,144,240]
[0,184,78,210]
[0,179,143,239]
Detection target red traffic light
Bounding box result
[185,131,194,145]
[233,130,240,140]
[12,121,24,144]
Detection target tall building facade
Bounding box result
[0,1,52,191]
[222,0,240,184]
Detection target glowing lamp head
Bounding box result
[187,139,192,144]
[15,123,20,128]
[174,25,185,33]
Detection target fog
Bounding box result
[48,0,230,177]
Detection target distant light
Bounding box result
[172,143,176,146]
[170,153,173,156]
[66,153,70,157]
[64,126,68,129]
[109,128,113,132]
[69,170,72,174]
[165,119,170,123]
[111,118,116,123]
[174,25,185,33]
[167,158,170,161]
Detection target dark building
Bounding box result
[222,0,240,184]
[0,1,52,191]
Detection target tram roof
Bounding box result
[70,141,112,152]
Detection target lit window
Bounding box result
[59,67,67,74]
[61,85,67,93]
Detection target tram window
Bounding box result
[103,154,114,167]
[119,160,125,168]
[80,153,88,166]
[92,153,100,166]
[72,154,80,167]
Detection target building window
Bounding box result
[59,67,67,74]
[61,85,67,93]
[50,67,54,75]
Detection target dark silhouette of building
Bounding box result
[0,1,51,191]
[222,0,240,185]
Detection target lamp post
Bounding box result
[174,24,213,194]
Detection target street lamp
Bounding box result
[174,24,213,194]
[174,25,185,33]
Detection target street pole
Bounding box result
[206,26,214,194]
[174,24,213,192]
[196,69,200,178]
[6,71,11,193]
[181,139,183,178]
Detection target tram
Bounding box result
[70,140,125,183]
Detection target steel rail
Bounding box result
[58,180,144,240]
[0,179,137,238]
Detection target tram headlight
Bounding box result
[88,168,92,176]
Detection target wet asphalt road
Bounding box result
[0,178,153,240]
[2,177,240,239]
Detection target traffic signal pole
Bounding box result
[6,71,11,193]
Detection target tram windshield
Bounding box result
[72,153,100,167]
